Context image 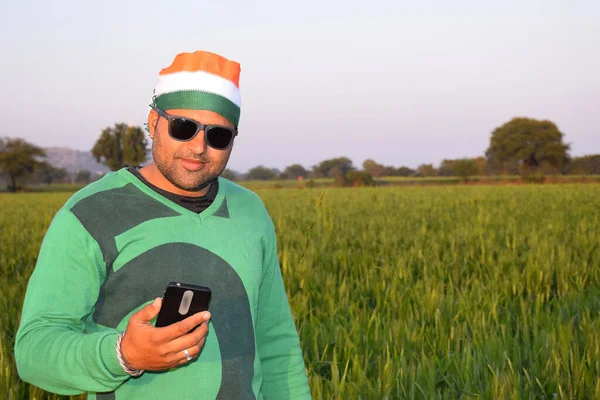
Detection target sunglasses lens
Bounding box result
[206,127,234,150]
[170,118,198,140]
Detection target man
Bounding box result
[15,50,312,400]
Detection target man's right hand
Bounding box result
[119,297,211,371]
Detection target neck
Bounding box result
[138,163,213,197]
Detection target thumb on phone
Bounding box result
[134,297,162,324]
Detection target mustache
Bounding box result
[176,153,209,162]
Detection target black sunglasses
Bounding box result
[152,106,238,150]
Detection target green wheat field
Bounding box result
[1,184,599,399]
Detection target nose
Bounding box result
[186,129,208,154]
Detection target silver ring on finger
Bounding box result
[184,348,192,361]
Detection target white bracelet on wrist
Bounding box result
[116,332,144,377]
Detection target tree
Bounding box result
[281,164,309,180]
[0,137,46,192]
[473,156,489,176]
[92,123,148,171]
[386,166,414,177]
[451,158,480,181]
[345,170,376,186]
[270,168,282,177]
[247,165,277,180]
[75,169,92,184]
[488,159,520,175]
[416,163,436,177]
[35,163,69,185]
[437,159,456,177]
[221,169,239,180]
[566,154,600,175]
[334,170,376,187]
[35,163,54,185]
[438,157,485,178]
[485,117,570,176]
[327,166,343,178]
[312,157,354,178]
[362,159,386,178]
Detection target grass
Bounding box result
[1,184,599,399]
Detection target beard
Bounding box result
[152,135,232,193]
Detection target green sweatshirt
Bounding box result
[15,168,311,400]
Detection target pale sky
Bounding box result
[1,0,599,172]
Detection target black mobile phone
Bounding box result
[155,282,212,328]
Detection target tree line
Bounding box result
[1,117,598,192]
[228,117,598,182]
[232,152,600,183]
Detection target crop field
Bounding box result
[1,184,599,399]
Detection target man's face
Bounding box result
[150,109,234,192]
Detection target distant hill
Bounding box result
[43,147,109,174]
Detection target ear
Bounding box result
[147,109,159,138]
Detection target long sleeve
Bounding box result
[255,220,311,400]
[14,207,130,395]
